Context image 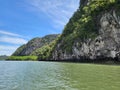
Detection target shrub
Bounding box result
[7,56,38,61]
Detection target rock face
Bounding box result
[52,0,120,61]
[72,10,120,60]
[12,34,58,56]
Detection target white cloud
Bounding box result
[0,36,27,44]
[0,30,22,37]
[0,45,19,56]
[27,0,79,28]
[0,30,28,44]
[0,30,28,55]
[0,45,19,51]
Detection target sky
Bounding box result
[0,0,79,56]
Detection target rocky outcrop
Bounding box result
[72,10,120,60]
[12,34,58,56]
[52,0,120,61]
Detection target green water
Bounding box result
[0,61,120,90]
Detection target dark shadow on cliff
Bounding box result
[39,57,120,65]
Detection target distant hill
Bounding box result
[12,34,59,56]
[0,55,8,60]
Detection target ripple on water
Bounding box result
[1,61,119,90]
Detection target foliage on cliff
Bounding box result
[7,56,38,61]
[12,44,26,56]
[55,0,120,53]
[31,35,60,60]
[12,34,58,56]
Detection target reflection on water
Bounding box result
[0,61,120,90]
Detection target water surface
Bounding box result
[0,61,120,90]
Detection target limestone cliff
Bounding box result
[12,34,58,56]
[51,0,120,61]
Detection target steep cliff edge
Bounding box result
[52,0,120,61]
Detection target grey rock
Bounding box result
[52,1,120,61]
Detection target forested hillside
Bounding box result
[12,34,58,56]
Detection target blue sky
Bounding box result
[0,0,79,56]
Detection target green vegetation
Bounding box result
[56,0,119,53]
[31,36,60,60]
[12,44,26,56]
[10,34,59,61]
[12,34,58,56]
[7,56,38,61]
